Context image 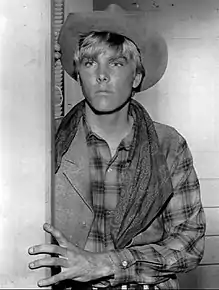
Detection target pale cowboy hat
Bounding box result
[58,4,168,91]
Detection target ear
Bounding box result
[77,73,81,85]
[132,72,143,89]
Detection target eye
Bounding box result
[82,59,95,67]
[110,61,124,67]
[85,60,94,67]
[110,58,126,67]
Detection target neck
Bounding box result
[85,102,133,141]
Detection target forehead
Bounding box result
[79,39,132,60]
[84,46,126,59]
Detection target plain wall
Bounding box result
[0,0,52,287]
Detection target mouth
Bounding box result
[96,89,112,94]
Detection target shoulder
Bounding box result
[154,122,191,168]
[153,122,185,143]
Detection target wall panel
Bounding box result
[0,0,52,287]
[178,265,219,289]
[200,179,219,207]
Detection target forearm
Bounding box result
[106,196,205,287]
[107,230,205,286]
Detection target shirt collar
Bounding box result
[82,108,137,152]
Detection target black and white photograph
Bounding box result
[0,0,219,289]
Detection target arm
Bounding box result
[107,138,206,287]
[28,138,205,288]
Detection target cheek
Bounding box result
[114,73,135,91]
[79,72,95,89]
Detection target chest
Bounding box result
[89,143,128,211]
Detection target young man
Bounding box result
[28,4,206,290]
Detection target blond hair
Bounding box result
[73,31,145,91]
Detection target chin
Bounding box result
[86,97,131,114]
[92,106,118,115]
[86,100,116,114]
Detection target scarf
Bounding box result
[55,99,173,248]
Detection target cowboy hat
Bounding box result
[58,4,168,91]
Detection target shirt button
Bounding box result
[107,168,112,173]
[82,221,86,226]
[122,260,128,268]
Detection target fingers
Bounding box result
[28,243,67,257]
[37,271,68,287]
[28,224,77,257]
[29,256,68,270]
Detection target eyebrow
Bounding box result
[81,54,128,63]
[109,56,128,62]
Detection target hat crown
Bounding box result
[105,4,126,14]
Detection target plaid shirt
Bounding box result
[83,115,135,254]
[82,115,205,289]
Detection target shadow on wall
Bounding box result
[178,272,198,289]
[135,83,168,122]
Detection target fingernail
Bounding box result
[38,280,44,287]
[44,223,51,229]
[28,247,34,254]
[29,262,34,268]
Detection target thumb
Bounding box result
[43,223,70,248]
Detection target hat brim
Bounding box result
[58,7,168,91]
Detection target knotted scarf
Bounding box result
[55,99,173,248]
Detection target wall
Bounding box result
[91,0,219,288]
[0,0,52,287]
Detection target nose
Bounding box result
[96,65,110,83]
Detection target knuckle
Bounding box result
[33,259,41,268]
[54,257,60,266]
[46,277,56,286]
[56,231,62,238]
[51,245,57,253]
[32,245,39,253]
[52,274,64,285]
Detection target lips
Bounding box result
[96,89,112,94]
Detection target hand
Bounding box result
[28,223,113,287]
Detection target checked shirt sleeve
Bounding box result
[108,135,206,287]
